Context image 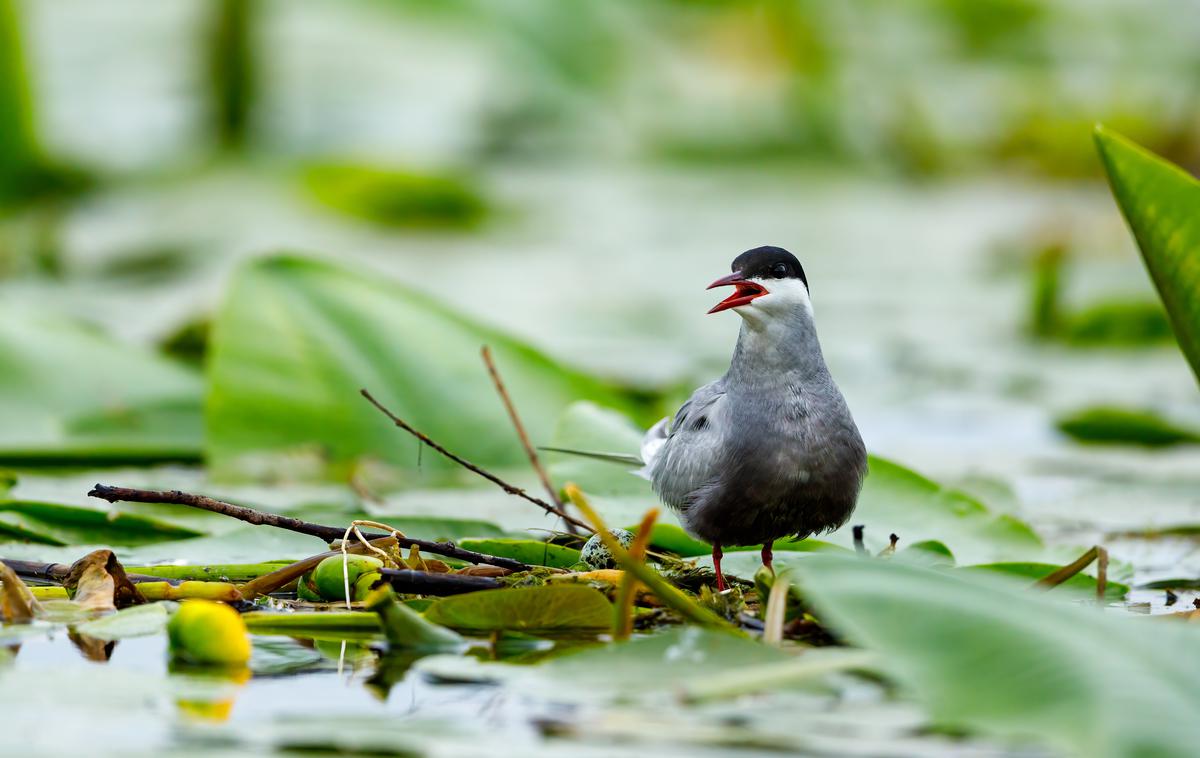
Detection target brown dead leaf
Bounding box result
[0,563,41,622]
[456,565,513,578]
[63,550,146,612]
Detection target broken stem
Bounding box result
[1035,545,1110,602]
[481,345,577,536]
[87,484,527,572]
[359,388,592,533]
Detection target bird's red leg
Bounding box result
[712,540,726,592]
[761,543,774,575]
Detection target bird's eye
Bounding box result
[771,263,789,278]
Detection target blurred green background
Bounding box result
[2,0,1200,541]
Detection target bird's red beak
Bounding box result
[707,272,767,314]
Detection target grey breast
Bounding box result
[646,363,866,547]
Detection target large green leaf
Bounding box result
[205,255,643,479]
[423,584,612,634]
[0,500,205,546]
[1095,126,1200,384]
[795,556,1200,757]
[0,311,203,464]
[548,404,1043,565]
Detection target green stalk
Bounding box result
[126,562,292,583]
[564,485,732,630]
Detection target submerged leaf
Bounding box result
[424,584,612,634]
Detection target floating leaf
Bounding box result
[0,501,204,546]
[367,587,466,651]
[964,562,1129,602]
[74,603,169,640]
[304,163,487,229]
[1055,406,1200,447]
[1095,126,1200,384]
[795,556,1200,757]
[0,311,203,465]
[206,256,643,479]
[456,538,581,569]
[423,584,612,634]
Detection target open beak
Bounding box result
[707,272,767,314]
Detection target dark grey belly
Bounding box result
[681,437,867,547]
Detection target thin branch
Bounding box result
[481,346,577,536]
[359,388,593,532]
[87,484,528,572]
[1034,545,1110,603]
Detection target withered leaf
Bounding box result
[63,550,146,612]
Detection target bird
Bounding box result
[641,246,867,591]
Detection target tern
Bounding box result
[643,246,867,590]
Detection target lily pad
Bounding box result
[0,501,205,546]
[423,584,612,634]
[1055,406,1200,447]
[74,603,170,641]
[205,256,643,479]
[0,310,203,465]
[795,556,1200,757]
[303,163,487,229]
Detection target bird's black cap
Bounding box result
[732,246,807,289]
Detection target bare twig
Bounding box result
[1034,545,1110,602]
[87,484,528,571]
[359,388,592,532]
[481,346,578,536]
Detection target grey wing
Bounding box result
[647,379,727,509]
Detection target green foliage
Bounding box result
[205,255,644,479]
[423,584,612,634]
[1056,406,1200,447]
[965,562,1128,602]
[0,310,203,465]
[366,587,466,651]
[304,163,487,229]
[0,501,204,546]
[1095,126,1200,384]
[74,603,169,641]
[207,0,257,149]
[456,539,581,569]
[796,556,1200,757]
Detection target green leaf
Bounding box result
[423,584,612,634]
[0,501,205,546]
[366,587,467,651]
[74,603,169,641]
[456,539,581,568]
[795,556,1200,757]
[242,610,382,638]
[1055,406,1200,447]
[1095,126,1200,384]
[205,255,643,479]
[0,311,203,465]
[303,163,487,229]
[417,626,791,704]
[963,562,1129,602]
